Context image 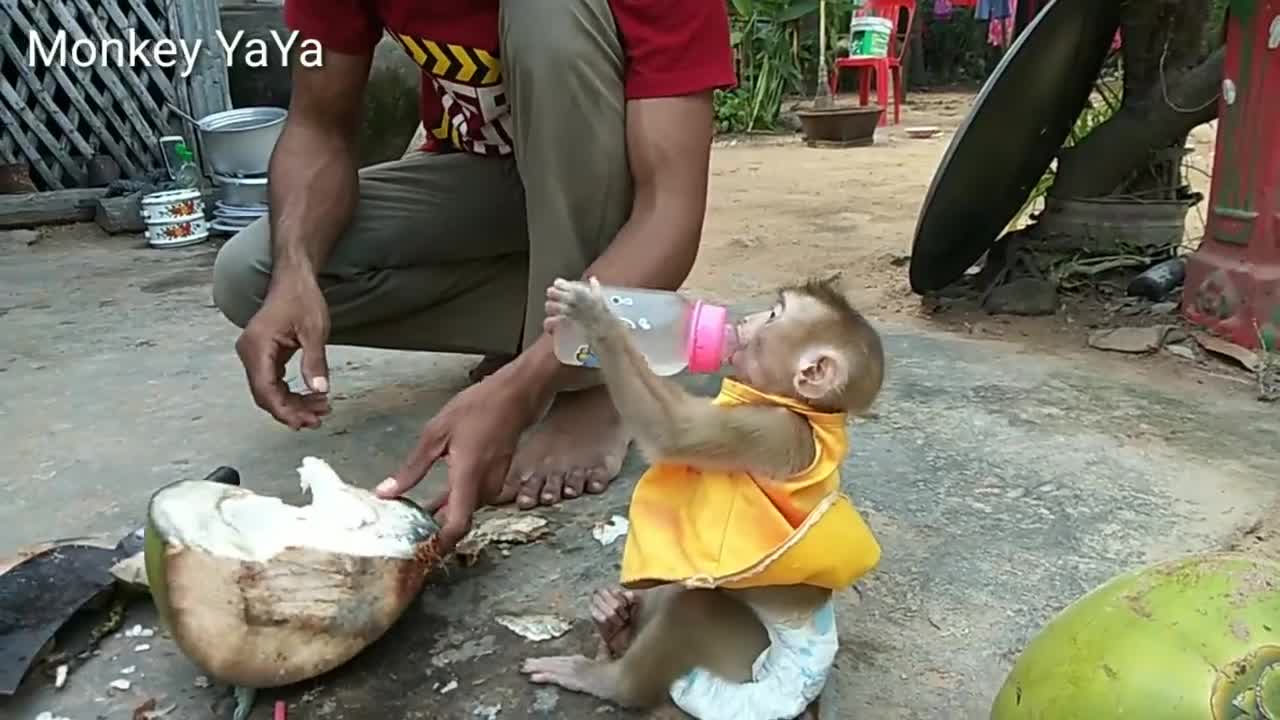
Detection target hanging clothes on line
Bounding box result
[988,0,1017,47]
[975,0,1011,21]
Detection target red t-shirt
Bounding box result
[283,0,737,156]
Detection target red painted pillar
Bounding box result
[1182,1,1280,351]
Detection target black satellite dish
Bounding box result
[909,0,1123,294]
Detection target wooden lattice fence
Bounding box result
[0,0,229,190]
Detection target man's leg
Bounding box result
[213,150,531,356]
[498,0,635,508]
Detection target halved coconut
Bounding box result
[144,457,441,688]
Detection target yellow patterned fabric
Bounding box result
[620,378,881,590]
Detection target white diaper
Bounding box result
[668,597,838,720]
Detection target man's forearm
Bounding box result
[513,200,702,398]
[266,120,361,287]
[504,94,715,409]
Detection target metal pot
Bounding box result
[212,173,269,207]
[196,107,287,177]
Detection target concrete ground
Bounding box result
[3,229,1279,720]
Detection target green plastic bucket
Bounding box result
[849,17,892,57]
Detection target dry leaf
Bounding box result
[495,614,572,642]
[1193,332,1262,371]
[455,515,550,562]
[591,516,629,547]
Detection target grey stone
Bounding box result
[1088,325,1170,354]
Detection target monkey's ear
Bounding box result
[794,348,848,404]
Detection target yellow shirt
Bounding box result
[619,378,881,591]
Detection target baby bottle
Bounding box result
[553,285,737,377]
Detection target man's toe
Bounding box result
[541,473,565,505]
[564,469,587,498]
[518,474,547,509]
[585,466,613,494]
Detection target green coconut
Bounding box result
[991,552,1280,719]
[144,456,441,689]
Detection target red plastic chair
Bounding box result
[829,0,917,126]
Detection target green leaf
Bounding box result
[777,0,820,21]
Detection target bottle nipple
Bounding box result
[686,300,730,373]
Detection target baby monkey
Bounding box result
[522,275,885,718]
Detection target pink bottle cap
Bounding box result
[686,300,729,373]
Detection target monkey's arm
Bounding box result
[553,280,814,477]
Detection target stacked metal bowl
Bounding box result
[199,107,286,235]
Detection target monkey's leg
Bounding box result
[524,588,768,709]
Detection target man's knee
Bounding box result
[500,0,623,85]
[211,224,270,329]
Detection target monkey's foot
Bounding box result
[521,655,596,694]
[591,587,639,659]
[501,386,630,509]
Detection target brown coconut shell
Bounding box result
[145,478,441,688]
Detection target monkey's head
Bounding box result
[728,275,884,415]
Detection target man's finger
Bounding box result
[434,458,484,554]
[238,337,297,424]
[298,327,330,394]
[376,425,445,498]
[300,393,332,416]
[425,488,450,514]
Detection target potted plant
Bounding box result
[796,0,882,147]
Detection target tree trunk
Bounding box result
[1050,47,1222,200]
[1049,0,1219,200]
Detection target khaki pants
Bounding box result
[212,0,633,355]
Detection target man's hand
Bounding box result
[375,373,544,554]
[544,277,615,337]
[234,273,332,430]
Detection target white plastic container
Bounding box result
[141,188,209,248]
[552,285,737,377]
[849,16,893,57]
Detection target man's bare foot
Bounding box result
[500,386,631,508]
[468,353,515,384]
[590,587,639,659]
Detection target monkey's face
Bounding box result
[731,291,839,399]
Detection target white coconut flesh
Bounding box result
[150,456,435,562]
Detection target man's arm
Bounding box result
[233,3,379,424]
[498,93,717,412]
[266,50,372,286]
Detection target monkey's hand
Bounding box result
[545,277,617,338]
